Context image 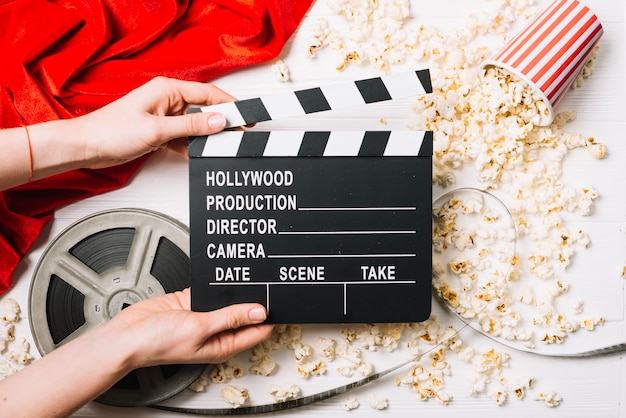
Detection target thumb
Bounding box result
[159,111,226,140]
[206,303,268,335]
[198,304,274,363]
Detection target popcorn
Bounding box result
[427,39,605,344]
[580,317,604,331]
[435,390,453,405]
[356,361,373,377]
[347,323,406,353]
[249,355,276,377]
[367,394,388,410]
[305,0,413,72]
[572,45,600,88]
[6,337,32,365]
[474,349,510,375]
[396,360,452,404]
[572,299,585,315]
[315,337,337,361]
[433,190,533,345]
[457,346,478,363]
[221,385,249,408]
[305,18,338,58]
[336,344,362,365]
[503,376,533,400]
[1,298,33,378]
[588,142,607,159]
[255,325,332,379]
[0,321,15,352]
[336,364,356,378]
[334,343,373,377]
[469,374,489,396]
[271,324,302,349]
[271,59,290,82]
[297,359,326,378]
[293,342,313,362]
[452,342,536,405]
[341,396,360,411]
[270,383,301,403]
[340,327,358,343]
[535,390,563,407]
[1,298,20,323]
[209,357,244,383]
[188,368,210,392]
[489,389,507,406]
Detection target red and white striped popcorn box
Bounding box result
[484,0,603,126]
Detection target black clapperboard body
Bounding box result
[189,70,433,323]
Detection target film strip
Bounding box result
[151,358,412,415]
[150,341,626,416]
[28,209,206,407]
[190,69,432,128]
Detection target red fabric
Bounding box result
[0,0,313,294]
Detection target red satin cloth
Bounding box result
[0,0,313,294]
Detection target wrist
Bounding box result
[83,319,140,377]
[26,119,93,180]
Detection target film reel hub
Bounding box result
[106,289,143,317]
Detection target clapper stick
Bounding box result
[188,130,432,158]
[189,69,432,128]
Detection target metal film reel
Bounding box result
[28,208,205,406]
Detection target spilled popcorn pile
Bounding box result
[431,189,524,344]
[194,316,565,409]
[404,1,605,352]
[305,0,412,71]
[1,298,34,379]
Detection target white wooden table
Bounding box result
[4,0,625,416]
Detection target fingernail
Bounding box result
[208,113,226,130]
[249,307,266,322]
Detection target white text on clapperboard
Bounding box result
[204,169,397,282]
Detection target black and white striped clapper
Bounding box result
[188,130,432,158]
[189,72,433,324]
[190,69,432,128]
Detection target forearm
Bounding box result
[1,78,232,191]
[0,320,134,417]
[0,120,91,190]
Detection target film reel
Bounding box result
[28,208,205,406]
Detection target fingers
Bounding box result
[144,77,235,141]
[188,295,275,358]
[193,303,273,363]
[212,323,274,363]
[140,76,236,109]
[209,303,269,333]
[156,111,226,141]
[160,77,237,107]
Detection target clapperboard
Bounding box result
[189,70,433,323]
